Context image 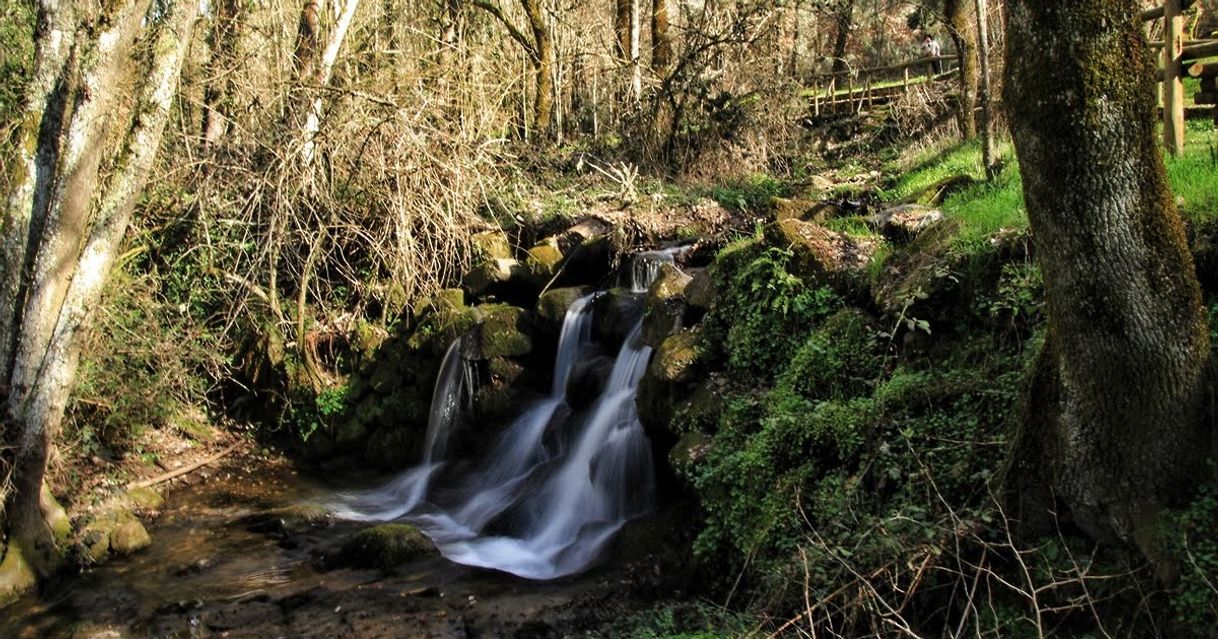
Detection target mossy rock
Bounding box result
[649,328,706,384]
[416,288,467,323]
[0,542,36,606]
[868,204,944,243]
[126,487,165,511]
[110,520,152,555]
[767,218,876,283]
[376,388,430,431]
[871,217,967,323]
[471,229,513,261]
[643,264,693,347]
[352,320,389,362]
[333,415,369,452]
[238,503,333,536]
[168,405,219,443]
[913,174,979,206]
[339,524,435,570]
[771,197,816,221]
[536,286,594,324]
[525,240,565,282]
[463,258,534,301]
[472,304,533,360]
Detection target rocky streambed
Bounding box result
[0,451,697,638]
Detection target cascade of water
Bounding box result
[334,253,674,579]
[629,246,693,293]
[331,339,468,520]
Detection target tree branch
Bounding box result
[468,0,538,61]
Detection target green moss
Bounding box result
[340,524,433,570]
[775,308,882,402]
[0,542,36,606]
[475,304,532,359]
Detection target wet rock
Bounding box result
[649,328,705,384]
[567,352,614,410]
[868,204,944,242]
[593,288,645,347]
[768,218,876,281]
[471,304,533,360]
[109,519,152,555]
[536,286,594,325]
[338,524,435,570]
[471,229,513,261]
[642,264,692,347]
[237,504,332,536]
[126,487,165,511]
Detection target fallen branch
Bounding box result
[127,442,242,489]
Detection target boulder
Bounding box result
[649,328,705,384]
[79,507,151,562]
[684,267,716,310]
[567,352,615,410]
[470,304,533,360]
[471,229,513,261]
[593,288,646,347]
[771,197,817,222]
[642,264,693,347]
[236,503,332,536]
[525,240,565,284]
[126,487,165,511]
[872,217,965,325]
[768,218,876,281]
[913,174,979,206]
[527,218,618,287]
[339,524,435,570]
[868,204,944,242]
[109,519,152,555]
[463,259,534,301]
[536,286,595,325]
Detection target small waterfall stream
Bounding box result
[334,253,671,579]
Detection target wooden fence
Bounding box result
[1152,0,1218,155]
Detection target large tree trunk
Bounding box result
[1006,0,1211,549]
[0,0,199,602]
[974,0,995,176]
[522,0,553,135]
[300,0,361,163]
[944,0,978,138]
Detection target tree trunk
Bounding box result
[651,0,671,72]
[0,0,199,601]
[522,0,553,135]
[974,0,996,176]
[629,0,642,102]
[944,0,978,138]
[616,0,631,59]
[830,0,854,74]
[202,0,244,148]
[300,0,361,163]
[1006,0,1211,549]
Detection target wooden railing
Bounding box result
[1151,0,1217,155]
[805,55,959,117]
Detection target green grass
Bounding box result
[1166,120,1218,222]
[881,120,1218,247]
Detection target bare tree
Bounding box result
[652,0,672,72]
[472,0,555,136]
[0,0,199,600]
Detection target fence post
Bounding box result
[1164,0,1185,155]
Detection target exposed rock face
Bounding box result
[684,268,717,311]
[463,258,534,302]
[642,264,693,347]
[593,288,645,347]
[471,229,513,261]
[469,304,533,360]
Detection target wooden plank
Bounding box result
[1164,0,1185,155]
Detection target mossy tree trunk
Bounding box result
[944,0,978,138]
[830,0,855,74]
[1006,0,1212,548]
[0,0,199,602]
[470,0,553,136]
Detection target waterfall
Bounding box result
[331,339,470,521]
[334,256,672,579]
[630,246,692,293]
